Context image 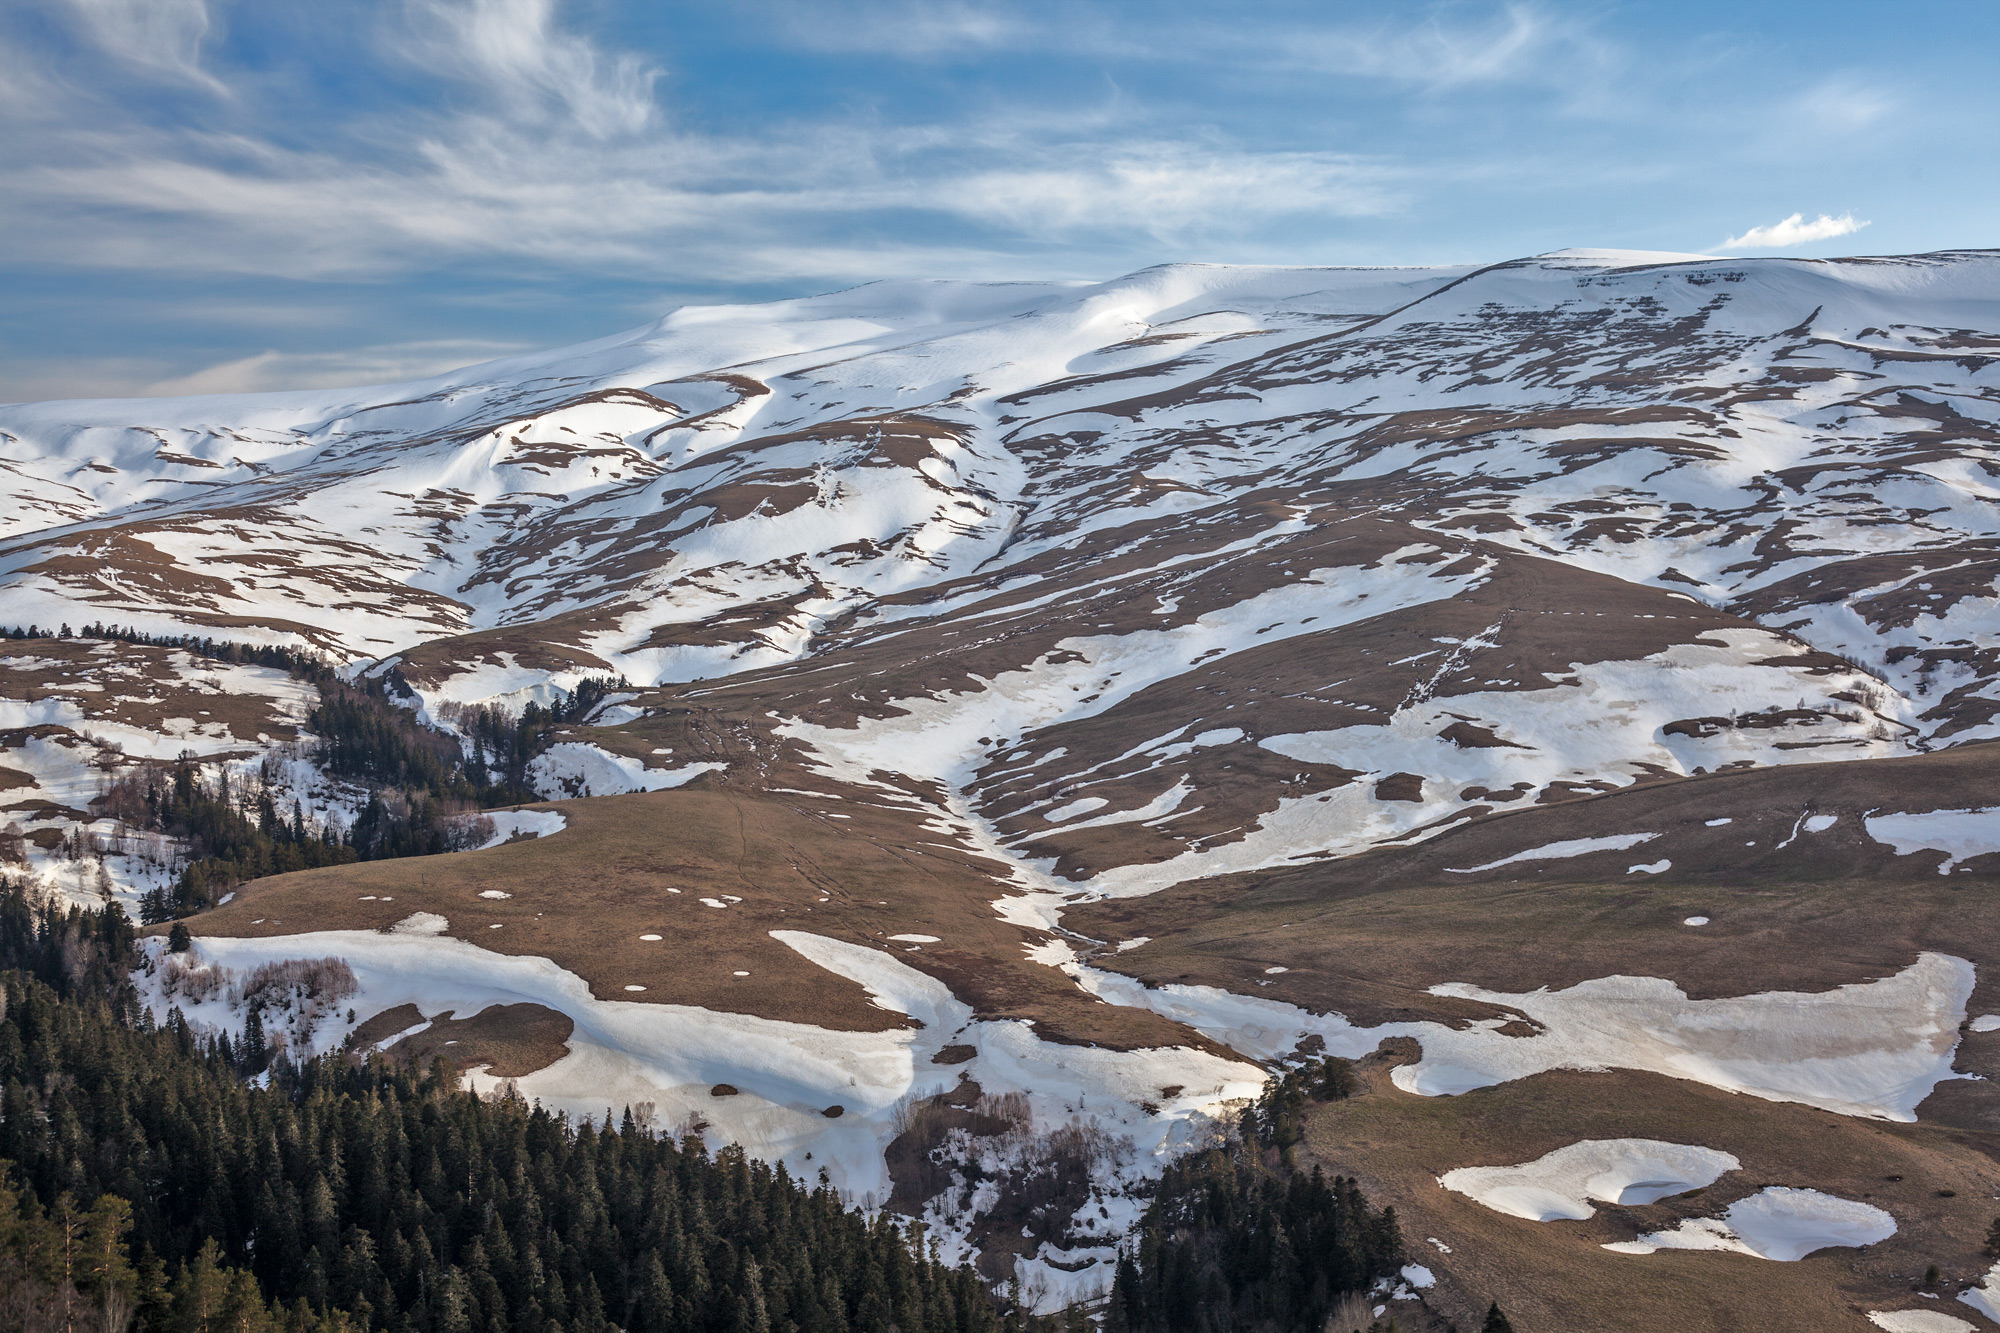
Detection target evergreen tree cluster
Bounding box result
[1105,1149,1402,1333]
[6,625,625,920]
[1252,1056,1357,1156]
[104,762,358,923]
[1104,1056,1395,1333]
[0,886,1025,1333]
[5,622,336,681]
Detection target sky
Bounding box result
[2,0,1996,403]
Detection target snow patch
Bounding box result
[1866,809,2000,874]
[1044,797,1108,823]
[1446,833,1658,873]
[1870,1312,1976,1333]
[1603,1187,1895,1261]
[1440,1139,1738,1221]
[527,743,724,799]
[474,810,567,849]
[1960,1260,2000,1323]
[1076,951,1973,1121]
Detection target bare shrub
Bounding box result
[442,814,497,852]
[160,956,234,1005]
[232,957,359,1013]
[1327,1290,1375,1333]
[975,1090,1031,1127]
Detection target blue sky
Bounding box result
[3,0,1996,402]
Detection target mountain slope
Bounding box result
[6,249,2000,1327]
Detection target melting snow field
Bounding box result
[1075,951,1973,1120]
[474,810,567,849]
[147,921,1264,1306]
[1865,808,2000,874]
[1961,1260,2000,1324]
[526,743,724,798]
[1445,833,1658,874]
[1870,1312,1977,1333]
[1603,1187,1895,1261]
[1439,1139,1739,1221]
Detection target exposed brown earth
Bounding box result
[384,1002,576,1078]
[1302,1059,2000,1332]
[1070,745,2000,1029]
[184,776,1221,1053]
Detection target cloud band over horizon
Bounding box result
[0,0,1994,402]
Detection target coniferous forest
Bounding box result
[0,884,1418,1333]
[1104,1061,1405,1333]
[0,886,1017,1333]
[0,625,622,922]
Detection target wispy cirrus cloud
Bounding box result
[141,340,531,396]
[0,0,1413,284]
[4,0,1985,403]
[65,0,225,91]
[401,0,660,137]
[772,0,1613,92]
[1714,212,1869,251]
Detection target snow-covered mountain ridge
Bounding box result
[6,250,1996,713]
[9,248,2000,1326]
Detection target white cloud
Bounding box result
[0,0,1417,283]
[953,146,1403,239]
[401,0,659,138]
[1714,212,1869,251]
[66,0,225,90]
[137,340,531,396]
[772,1,1614,92]
[771,1,1026,56]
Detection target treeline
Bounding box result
[6,621,336,681]
[0,885,1032,1333]
[313,675,621,811]
[4,625,625,920]
[1106,1058,1404,1333]
[102,763,359,923]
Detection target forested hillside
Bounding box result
[0,887,1018,1333]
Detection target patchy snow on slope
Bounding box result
[527,743,724,798]
[1075,951,1972,1121]
[1446,833,1658,873]
[149,925,1264,1273]
[1961,1260,2000,1323]
[1870,1311,1976,1333]
[1439,1139,1739,1221]
[1603,1187,1895,1260]
[473,810,567,849]
[1866,808,2000,874]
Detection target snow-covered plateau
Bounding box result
[9,247,2000,1322]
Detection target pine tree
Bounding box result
[242,1006,267,1073]
[169,921,193,952]
[1483,1302,1515,1333]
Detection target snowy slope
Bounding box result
[9,248,2000,1314]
